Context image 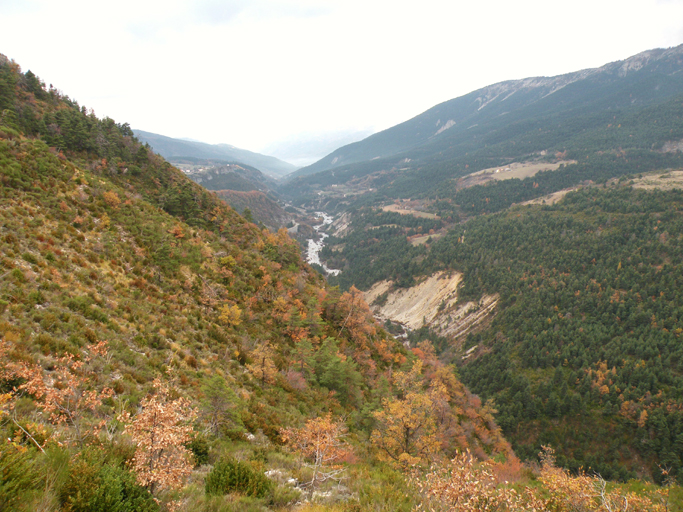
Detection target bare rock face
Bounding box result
[662,139,683,153]
[364,271,498,342]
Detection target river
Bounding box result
[306,212,341,276]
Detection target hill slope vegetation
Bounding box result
[0,54,531,511]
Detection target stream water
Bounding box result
[306,212,341,276]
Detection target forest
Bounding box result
[325,182,683,484]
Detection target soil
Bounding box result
[381,204,439,219]
[363,272,498,342]
[456,160,576,190]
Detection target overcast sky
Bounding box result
[2,0,683,155]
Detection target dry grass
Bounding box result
[381,204,439,219]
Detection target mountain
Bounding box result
[134,129,297,178]
[0,54,530,511]
[180,163,293,228]
[182,162,276,192]
[283,44,683,202]
[214,189,291,229]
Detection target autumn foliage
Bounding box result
[538,446,667,512]
[0,340,114,447]
[413,450,547,511]
[119,377,197,493]
[372,343,513,467]
[281,413,351,491]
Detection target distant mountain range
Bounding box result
[134,129,297,178]
[287,44,683,192]
[261,128,374,168]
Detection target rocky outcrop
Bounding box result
[364,272,497,342]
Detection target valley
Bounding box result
[278,44,683,490]
[3,42,683,512]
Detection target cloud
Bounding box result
[191,0,333,25]
[122,0,331,41]
[192,0,249,24]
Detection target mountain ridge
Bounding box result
[290,44,683,181]
[134,129,297,178]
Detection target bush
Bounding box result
[61,450,158,512]
[0,443,39,511]
[188,435,210,467]
[205,458,273,498]
[83,465,159,512]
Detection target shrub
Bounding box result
[187,435,210,467]
[205,458,273,498]
[61,453,159,512]
[84,465,159,512]
[0,443,38,511]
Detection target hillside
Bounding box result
[134,129,297,178]
[0,55,532,511]
[290,44,683,487]
[440,186,683,481]
[183,162,275,193]
[282,44,683,207]
[319,169,683,483]
[214,189,291,229]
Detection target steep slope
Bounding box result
[432,186,683,482]
[134,129,297,178]
[0,55,514,511]
[296,45,683,178]
[184,162,275,192]
[214,189,291,229]
[328,181,683,483]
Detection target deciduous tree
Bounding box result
[371,360,442,466]
[246,342,278,385]
[280,413,350,493]
[119,377,197,494]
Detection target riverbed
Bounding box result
[306,212,341,276]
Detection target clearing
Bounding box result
[628,170,683,190]
[456,160,576,190]
[381,201,439,219]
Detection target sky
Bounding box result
[2,0,683,158]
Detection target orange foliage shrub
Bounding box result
[119,377,197,493]
[539,446,666,512]
[281,413,351,491]
[413,450,547,511]
[0,340,114,447]
[102,190,121,208]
